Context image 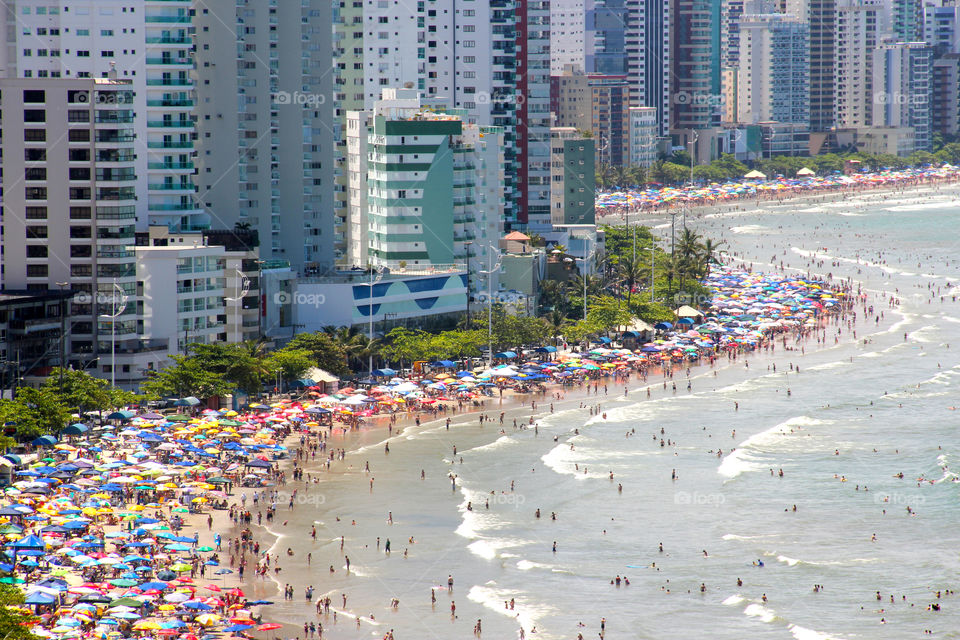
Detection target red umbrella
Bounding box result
[257,624,282,631]
[227,588,245,597]
[204,585,222,592]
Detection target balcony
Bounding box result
[144,36,191,45]
[146,78,192,87]
[146,140,193,149]
[145,57,192,66]
[148,203,199,211]
[147,120,194,128]
[146,98,194,107]
[145,15,191,23]
[148,183,195,191]
[148,162,194,170]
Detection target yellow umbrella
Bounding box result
[133,621,161,630]
[195,614,221,626]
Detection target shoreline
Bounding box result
[597,176,960,226]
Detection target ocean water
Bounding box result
[248,184,960,639]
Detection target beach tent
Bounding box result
[674,305,704,319]
[31,435,57,447]
[796,167,815,177]
[743,170,766,179]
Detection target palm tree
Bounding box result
[697,238,725,277]
[234,221,252,232]
[617,255,646,305]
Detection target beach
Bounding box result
[10,181,960,640]
[232,184,960,640]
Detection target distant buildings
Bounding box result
[550,128,596,226]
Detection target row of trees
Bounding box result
[597,141,960,189]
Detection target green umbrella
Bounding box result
[0,577,25,584]
[109,579,139,587]
[110,597,145,608]
[196,546,214,552]
[170,563,192,572]
[172,508,189,513]
[166,415,190,422]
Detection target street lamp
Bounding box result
[55,282,68,395]
[254,259,266,340]
[362,266,385,374]
[686,130,699,230]
[580,237,596,321]
[464,240,473,327]
[649,245,656,304]
[98,280,128,388]
[478,247,503,368]
[224,269,251,344]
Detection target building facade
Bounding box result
[626,0,671,137]
[550,128,596,226]
[628,106,660,166]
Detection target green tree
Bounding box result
[0,388,71,439]
[41,368,111,415]
[264,348,314,389]
[0,583,38,640]
[140,356,230,400]
[617,255,646,305]
[285,331,350,376]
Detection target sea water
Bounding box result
[247,185,960,639]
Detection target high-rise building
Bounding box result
[629,106,660,166]
[835,0,879,131]
[626,0,671,137]
[589,74,632,166]
[550,68,631,166]
[0,0,206,232]
[670,0,716,132]
[550,128,596,226]
[736,8,810,125]
[586,0,629,74]
[884,0,923,42]
[551,0,586,73]
[193,0,335,273]
[348,89,503,277]
[924,0,960,53]
[0,77,139,368]
[807,0,838,148]
[516,0,553,230]
[873,42,934,151]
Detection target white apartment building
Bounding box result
[192,0,335,272]
[736,8,810,125]
[551,0,586,74]
[628,106,659,167]
[835,0,880,129]
[0,77,138,369]
[872,42,934,152]
[0,0,206,232]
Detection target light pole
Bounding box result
[98,280,128,388]
[55,282,68,395]
[686,130,698,231]
[464,241,473,327]
[478,247,503,368]
[581,238,596,321]
[224,269,251,344]
[363,266,385,374]
[650,245,656,303]
[254,259,266,340]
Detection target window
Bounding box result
[26,226,48,239]
[100,51,114,57]
[24,168,46,180]
[69,226,92,239]
[22,89,45,103]
[69,149,90,162]
[25,206,47,219]
[22,49,31,57]
[76,28,89,36]
[100,29,114,36]
[25,187,47,200]
[67,109,89,123]
[463,40,475,47]
[76,50,90,57]
[68,129,90,142]
[26,246,48,258]
[70,245,92,258]
[463,25,475,32]
[69,187,91,199]
[71,265,92,277]
[25,148,46,161]
[26,265,48,277]
[69,168,91,180]
[69,206,91,219]
[463,9,475,16]
[464,55,475,63]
